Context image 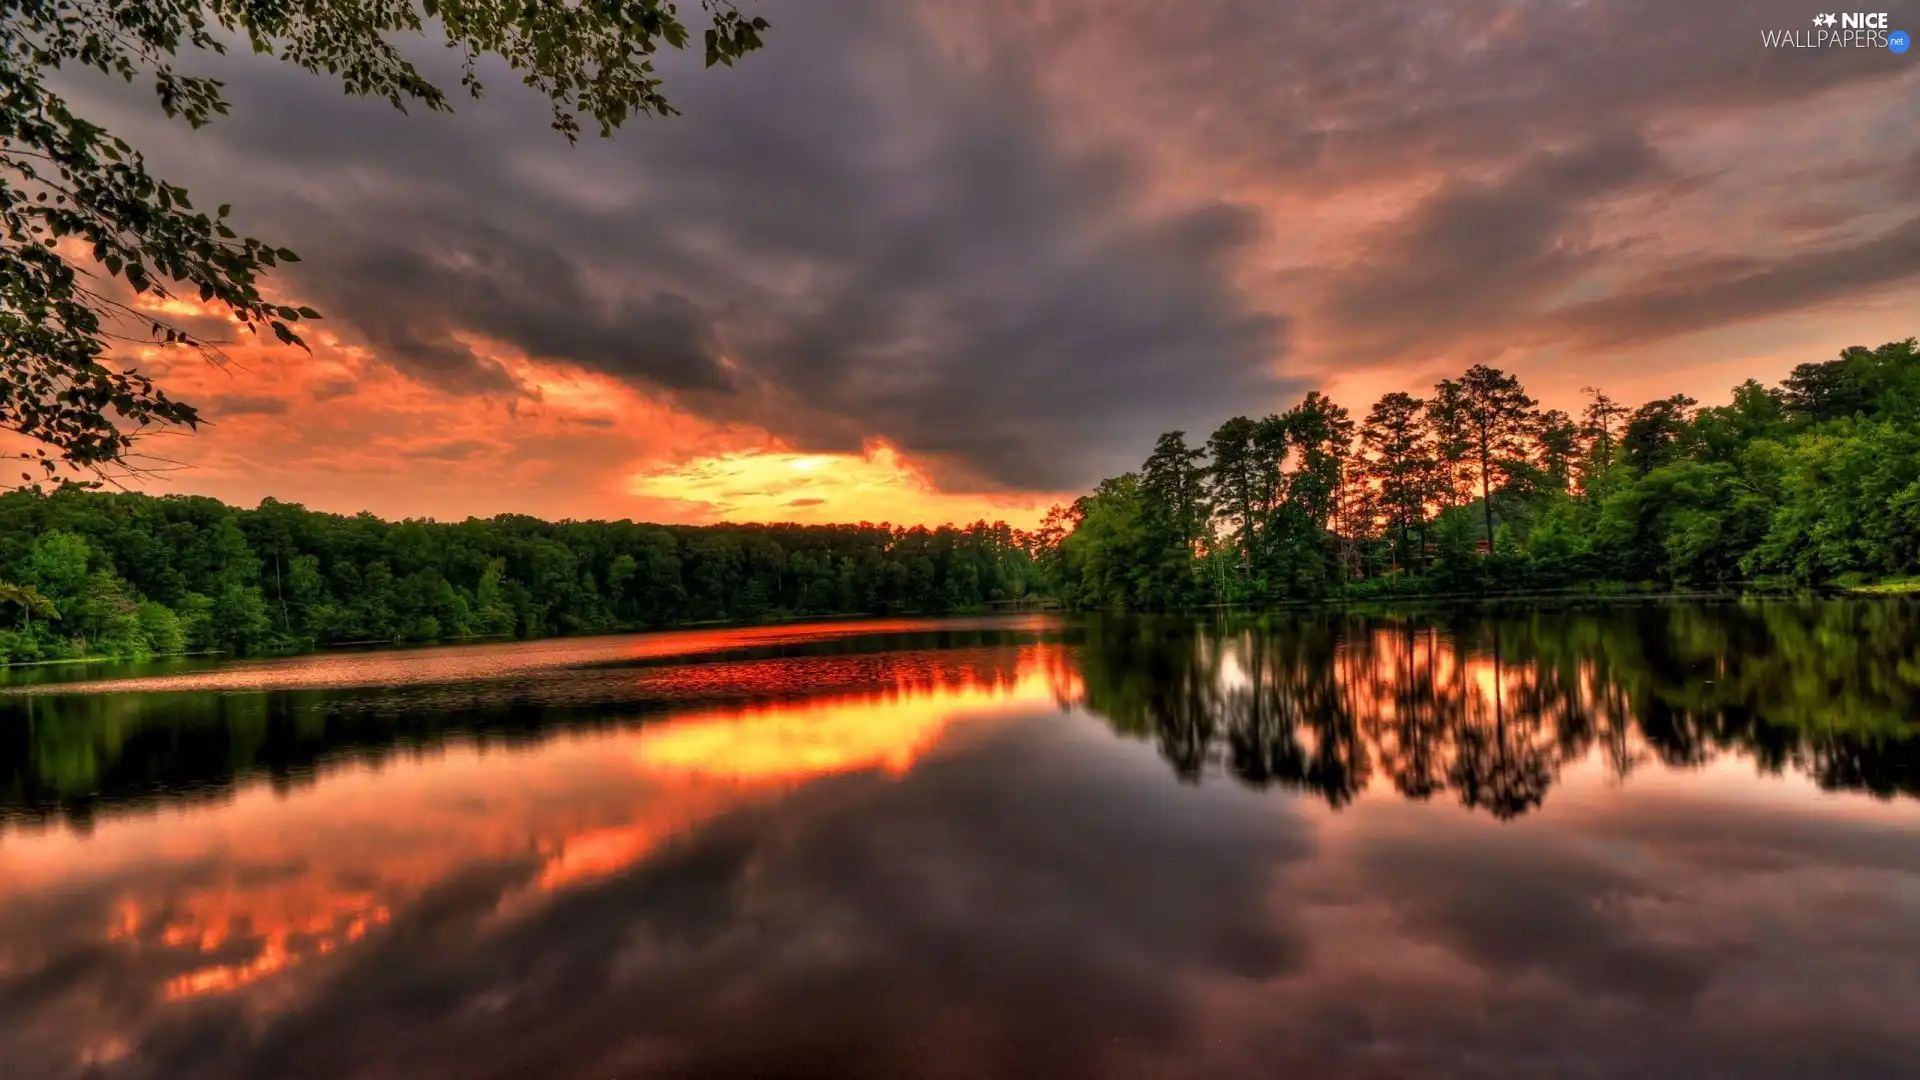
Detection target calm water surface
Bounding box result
[2,602,1918,1079]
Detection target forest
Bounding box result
[1042,336,1920,609]
[0,492,1044,664]
[2,335,1916,664]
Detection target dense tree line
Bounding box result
[0,488,1043,664]
[1042,337,1920,608]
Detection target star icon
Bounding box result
[1822,13,1838,26]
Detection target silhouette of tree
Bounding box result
[1457,365,1538,552]
[1362,392,1432,568]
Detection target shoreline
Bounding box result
[6,588,1913,671]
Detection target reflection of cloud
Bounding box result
[1353,831,1717,1004]
[5,618,1920,1079]
[538,655,1062,891]
[635,679,1015,781]
[0,642,1065,1074]
[153,888,392,1001]
[61,712,1310,1080]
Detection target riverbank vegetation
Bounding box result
[0,492,1043,664]
[5,336,1914,663]
[1040,337,1920,609]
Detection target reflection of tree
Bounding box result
[9,602,1916,828]
[1079,616,1374,804]
[1445,627,1554,819]
[1218,624,1370,806]
[0,625,1059,828]
[1075,619,1224,782]
[1365,624,1450,800]
[1076,600,1920,819]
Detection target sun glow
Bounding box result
[630,439,1055,528]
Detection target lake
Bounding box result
[2,600,1917,1079]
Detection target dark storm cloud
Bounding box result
[201,394,292,418]
[1043,0,1913,184]
[1006,0,1919,365]
[308,376,357,402]
[401,438,492,462]
[1322,133,1669,356]
[1552,214,1920,347]
[76,0,1289,490]
[305,228,733,398]
[1902,147,1920,195]
[52,0,1920,490]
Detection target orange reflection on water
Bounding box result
[540,648,1066,890]
[17,616,1057,697]
[0,642,1067,1028]
[157,890,393,1001]
[1121,626,1648,814]
[640,684,989,780]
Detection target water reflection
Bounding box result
[1,605,1917,1080]
[0,636,1066,1077]
[1075,599,1920,817]
[7,603,1914,832]
[0,618,1067,827]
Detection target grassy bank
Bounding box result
[1848,577,1920,595]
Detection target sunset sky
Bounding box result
[43,0,1920,526]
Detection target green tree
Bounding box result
[1050,475,1147,609]
[0,579,59,628]
[1457,365,1537,553]
[23,528,91,611]
[1205,416,1264,576]
[1533,408,1580,488]
[1137,431,1208,609]
[1281,391,1353,531]
[1782,356,1869,423]
[1361,391,1430,566]
[1621,394,1697,474]
[1426,378,1472,509]
[1580,387,1628,474]
[136,598,185,654]
[211,580,271,652]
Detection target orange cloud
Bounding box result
[41,324,1058,527]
